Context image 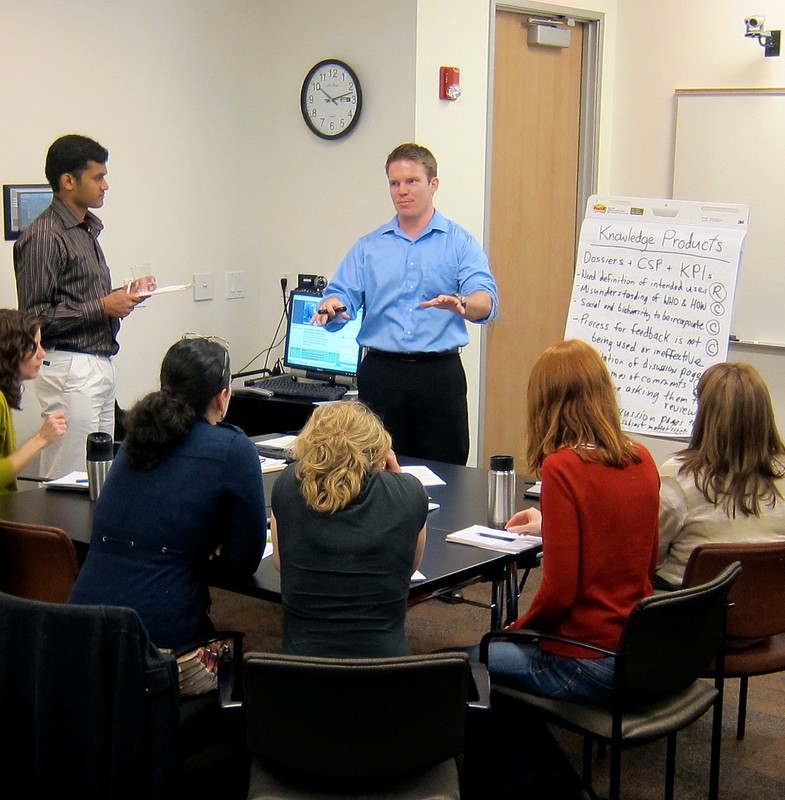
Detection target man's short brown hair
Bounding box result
[385,143,437,181]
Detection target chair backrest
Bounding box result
[0,518,79,602]
[243,651,469,786]
[683,540,785,640]
[617,562,741,702]
[0,590,179,799]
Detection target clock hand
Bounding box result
[330,91,355,102]
[318,87,338,104]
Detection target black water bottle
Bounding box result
[86,432,114,501]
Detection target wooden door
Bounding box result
[482,9,585,470]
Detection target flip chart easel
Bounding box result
[564,195,748,438]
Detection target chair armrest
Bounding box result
[468,661,491,710]
[479,627,615,665]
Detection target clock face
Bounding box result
[300,59,362,140]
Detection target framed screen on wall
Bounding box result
[3,184,53,240]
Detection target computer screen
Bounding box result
[3,184,53,240]
[284,289,364,383]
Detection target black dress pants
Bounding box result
[358,350,470,465]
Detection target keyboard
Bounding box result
[248,376,348,402]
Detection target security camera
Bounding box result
[745,15,765,35]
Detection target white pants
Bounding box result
[34,350,116,480]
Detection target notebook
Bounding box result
[247,289,364,400]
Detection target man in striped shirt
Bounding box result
[14,134,153,479]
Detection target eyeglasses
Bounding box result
[181,333,230,387]
[182,333,229,350]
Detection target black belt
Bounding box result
[366,348,459,363]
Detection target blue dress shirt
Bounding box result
[325,210,498,352]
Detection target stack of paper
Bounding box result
[445,525,541,554]
[44,471,90,491]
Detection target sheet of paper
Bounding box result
[401,465,446,487]
[259,457,288,473]
[44,470,90,491]
[411,570,426,581]
[137,283,193,298]
[428,501,440,512]
[446,524,541,554]
[524,481,542,497]
[258,434,298,450]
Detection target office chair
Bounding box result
[242,651,488,799]
[683,539,785,739]
[0,518,79,602]
[0,590,180,799]
[480,562,741,800]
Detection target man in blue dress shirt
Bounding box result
[313,143,498,465]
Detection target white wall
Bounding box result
[610,0,785,465]
[1,0,419,454]
[1,0,271,443]
[4,0,781,470]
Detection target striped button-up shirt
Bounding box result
[14,197,120,356]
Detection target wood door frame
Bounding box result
[477,1,604,460]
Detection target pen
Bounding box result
[76,479,89,484]
[317,306,347,314]
[478,532,518,542]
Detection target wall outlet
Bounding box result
[193,273,214,301]
[226,270,245,299]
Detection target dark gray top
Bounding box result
[272,464,428,657]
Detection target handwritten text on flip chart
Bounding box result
[565,218,746,438]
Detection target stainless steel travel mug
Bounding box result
[86,432,114,502]
[488,454,516,529]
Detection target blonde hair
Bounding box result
[526,339,641,473]
[294,402,392,514]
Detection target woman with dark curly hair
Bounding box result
[271,401,428,657]
[0,308,67,493]
[70,335,266,650]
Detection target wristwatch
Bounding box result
[452,292,467,310]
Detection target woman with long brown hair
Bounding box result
[473,339,660,703]
[459,339,658,800]
[657,361,785,587]
[0,309,66,493]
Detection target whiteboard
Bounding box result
[674,89,785,344]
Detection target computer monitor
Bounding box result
[284,289,364,385]
[3,184,53,241]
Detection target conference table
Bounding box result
[0,450,541,629]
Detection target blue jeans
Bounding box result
[464,641,615,705]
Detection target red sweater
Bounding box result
[509,444,659,658]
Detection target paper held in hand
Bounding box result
[137,283,193,298]
[446,524,541,554]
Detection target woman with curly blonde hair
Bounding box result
[271,401,428,656]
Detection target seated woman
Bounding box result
[656,361,785,588]
[0,309,67,493]
[70,336,267,652]
[457,339,659,800]
[271,401,428,657]
[476,339,660,702]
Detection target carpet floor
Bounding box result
[184,568,785,799]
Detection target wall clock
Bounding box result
[300,59,363,140]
